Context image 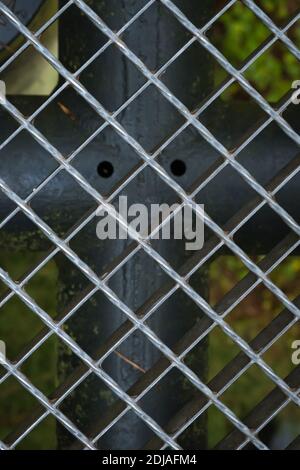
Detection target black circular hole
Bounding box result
[97,161,114,178]
[170,159,186,176]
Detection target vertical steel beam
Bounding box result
[59,0,213,449]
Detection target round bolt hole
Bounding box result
[170,159,186,176]
[97,161,114,178]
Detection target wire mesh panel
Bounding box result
[0,0,299,450]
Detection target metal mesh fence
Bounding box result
[0,0,299,450]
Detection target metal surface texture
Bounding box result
[0,0,298,450]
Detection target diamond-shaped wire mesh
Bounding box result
[0,0,299,450]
